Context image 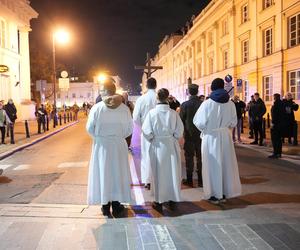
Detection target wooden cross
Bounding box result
[134,52,163,78]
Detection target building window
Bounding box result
[241,4,249,23]
[289,13,300,47]
[222,19,229,36]
[197,60,201,78]
[264,28,273,56]
[72,93,76,98]
[223,50,229,69]
[244,80,249,102]
[197,40,201,54]
[57,93,61,99]
[0,19,6,48]
[263,76,273,102]
[263,0,273,9]
[208,32,213,46]
[208,57,214,74]
[288,70,300,100]
[242,40,249,63]
[87,92,91,98]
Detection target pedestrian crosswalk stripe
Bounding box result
[13,164,30,171]
[57,161,88,168]
[0,164,12,170]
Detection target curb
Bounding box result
[0,121,79,161]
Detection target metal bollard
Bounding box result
[70,113,73,121]
[46,116,49,131]
[64,113,66,124]
[59,114,62,126]
[67,113,70,122]
[267,113,270,128]
[241,116,244,134]
[262,118,266,139]
[53,115,56,128]
[10,123,15,144]
[25,120,30,138]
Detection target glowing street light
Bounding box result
[52,28,70,111]
[97,73,107,84]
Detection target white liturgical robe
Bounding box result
[86,101,133,205]
[142,104,184,203]
[193,98,242,199]
[132,89,157,184]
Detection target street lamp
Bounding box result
[52,28,70,108]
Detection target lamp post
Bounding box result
[52,29,70,108]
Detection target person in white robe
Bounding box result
[142,88,184,211]
[193,78,242,204]
[86,80,133,215]
[132,77,157,189]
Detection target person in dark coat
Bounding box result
[249,93,266,146]
[95,94,102,104]
[269,94,285,158]
[36,104,47,134]
[168,95,180,111]
[180,83,203,187]
[246,95,255,138]
[282,92,299,145]
[4,99,17,143]
[231,95,246,143]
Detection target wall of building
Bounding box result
[0,0,38,120]
[147,0,300,119]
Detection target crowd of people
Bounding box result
[86,77,242,215]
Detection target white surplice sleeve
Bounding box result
[229,101,238,128]
[173,112,184,139]
[141,112,154,142]
[86,105,97,137]
[193,101,208,132]
[132,98,142,126]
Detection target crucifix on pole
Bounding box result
[134,52,163,78]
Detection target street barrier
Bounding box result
[46,116,49,131]
[53,116,56,128]
[59,114,62,126]
[67,113,70,122]
[70,113,73,121]
[25,120,30,138]
[64,113,66,124]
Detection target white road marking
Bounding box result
[13,164,30,171]
[57,161,88,168]
[0,165,12,170]
[128,153,145,205]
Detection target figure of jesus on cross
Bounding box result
[134,52,163,78]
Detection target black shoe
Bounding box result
[144,183,151,190]
[152,202,163,211]
[259,142,263,146]
[268,154,279,159]
[101,202,111,216]
[248,135,254,139]
[198,181,203,187]
[208,196,220,205]
[277,154,282,158]
[250,141,258,145]
[182,179,193,187]
[112,201,125,215]
[167,200,176,210]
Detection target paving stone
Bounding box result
[249,238,273,250]
[144,244,160,250]
[153,225,176,249]
[127,237,143,250]
[140,228,156,244]
[235,225,260,240]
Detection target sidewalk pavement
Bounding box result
[0,118,79,160]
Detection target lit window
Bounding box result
[288,70,300,100]
[223,50,229,69]
[87,93,91,98]
[263,76,273,102]
[264,28,273,56]
[197,40,201,54]
[242,40,249,63]
[222,19,229,36]
[197,60,201,78]
[72,93,76,98]
[208,57,214,74]
[263,0,273,9]
[241,4,249,23]
[289,13,300,47]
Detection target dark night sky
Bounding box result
[29,0,210,92]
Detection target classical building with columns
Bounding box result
[0,0,38,120]
[147,0,300,119]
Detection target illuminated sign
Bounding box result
[0,65,9,73]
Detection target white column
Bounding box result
[200,33,206,77]
[213,22,219,72]
[19,26,31,101]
